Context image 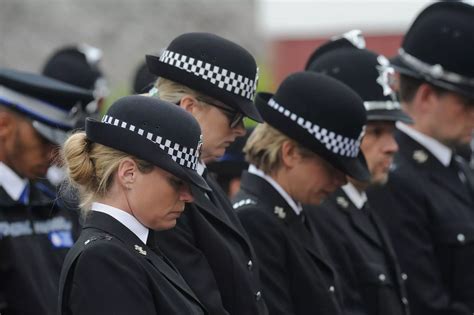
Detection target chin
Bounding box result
[155,220,177,231]
[306,196,324,206]
[370,174,389,186]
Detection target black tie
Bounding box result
[300,211,314,237]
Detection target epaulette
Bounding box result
[233,198,257,209]
[83,234,113,246]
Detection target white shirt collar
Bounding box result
[248,164,303,215]
[91,202,149,244]
[0,162,28,201]
[396,122,452,167]
[341,182,367,210]
[196,161,206,176]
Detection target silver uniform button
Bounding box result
[401,273,408,281]
[402,297,408,305]
[378,274,386,282]
[329,286,335,293]
[255,291,262,301]
[247,260,253,271]
[457,233,466,243]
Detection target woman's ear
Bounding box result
[179,95,199,114]
[116,158,138,189]
[280,140,300,168]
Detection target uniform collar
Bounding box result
[396,122,452,167]
[0,162,28,202]
[196,161,206,176]
[91,202,149,244]
[341,182,367,210]
[248,164,303,215]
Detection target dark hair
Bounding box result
[399,74,448,103]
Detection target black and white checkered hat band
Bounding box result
[101,115,200,170]
[159,49,258,100]
[267,98,364,158]
[399,49,474,87]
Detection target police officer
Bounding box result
[233,71,370,314]
[146,32,268,315]
[42,44,108,127]
[367,2,474,314]
[58,95,209,314]
[0,68,93,315]
[42,44,109,185]
[305,30,412,315]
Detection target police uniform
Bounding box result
[0,69,93,315]
[367,3,474,314]
[58,95,210,314]
[305,31,411,315]
[147,33,268,315]
[234,72,370,314]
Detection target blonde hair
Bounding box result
[61,132,153,215]
[244,123,316,174]
[155,77,219,107]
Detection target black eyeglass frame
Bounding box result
[195,97,244,128]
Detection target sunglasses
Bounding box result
[196,97,244,128]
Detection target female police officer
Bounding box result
[233,71,370,315]
[58,95,209,314]
[145,32,268,315]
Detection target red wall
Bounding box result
[269,34,403,87]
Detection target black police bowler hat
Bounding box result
[146,32,262,122]
[0,68,94,144]
[255,71,370,182]
[306,30,412,124]
[86,95,210,192]
[132,61,157,94]
[42,44,105,94]
[391,1,474,99]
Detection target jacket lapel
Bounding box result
[332,190,383,249]
[84,212,203,306]
[189,176,251,246]
[395,131,472,205]
[240,172,335,273]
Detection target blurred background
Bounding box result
[0,0,433,108]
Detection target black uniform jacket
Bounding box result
[58,211,207,315]
[308,188,410,315]
[155,172,268,315]
[233,171,343,315]
[367,130,474,315]
[0,181,79,315]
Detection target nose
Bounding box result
[179,184,194,203]
[384,133,399,154]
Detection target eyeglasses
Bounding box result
[196,97,244,129]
